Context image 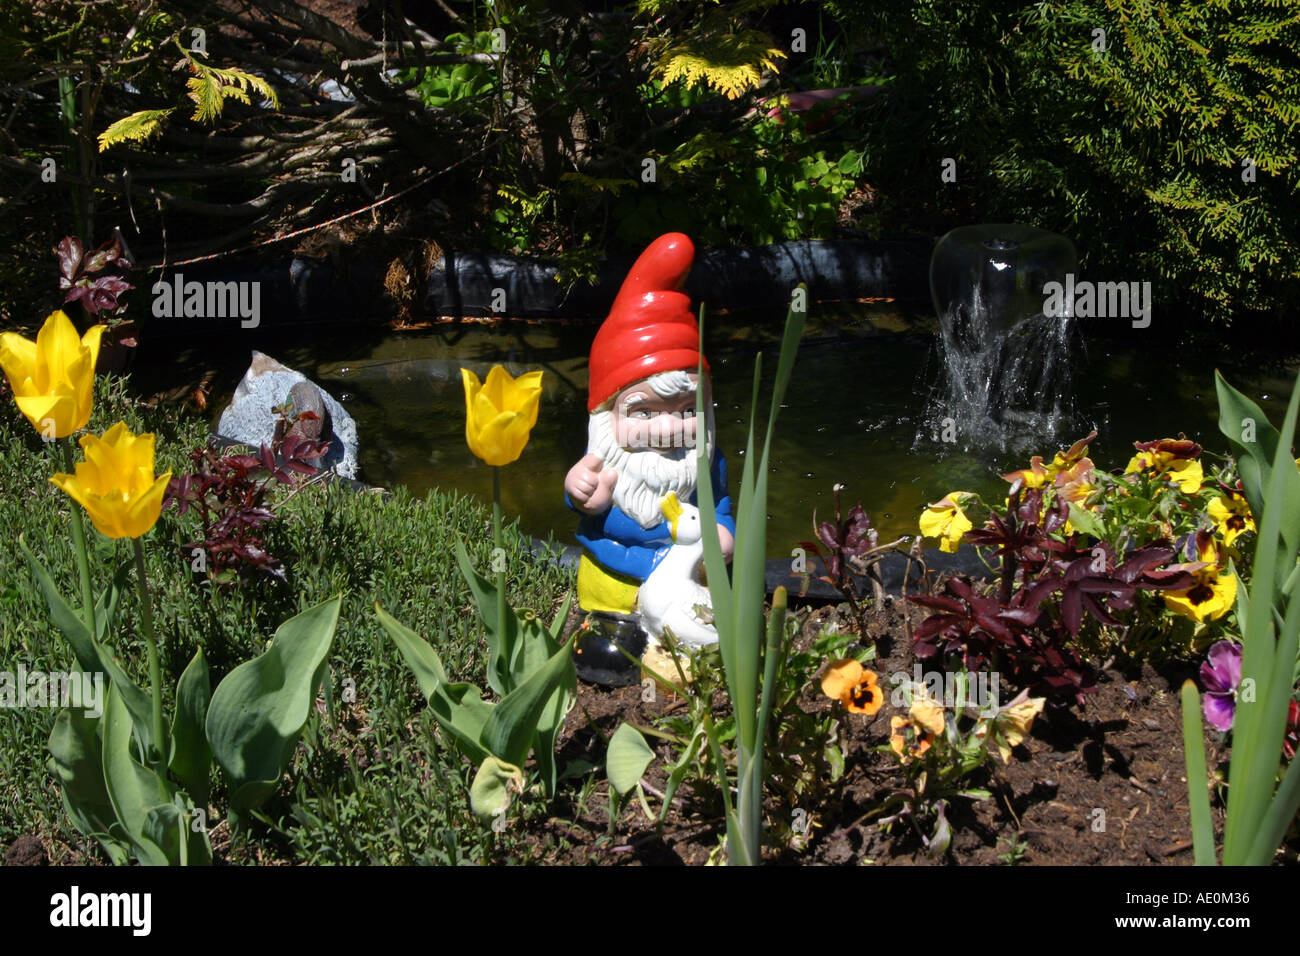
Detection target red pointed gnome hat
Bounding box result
[587,232,707,412]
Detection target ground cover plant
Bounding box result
[0,357,576,864]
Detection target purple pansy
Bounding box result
[1200,640,1243,732]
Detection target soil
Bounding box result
[538,590,1230,866]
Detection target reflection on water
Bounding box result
[138,304,1298,559]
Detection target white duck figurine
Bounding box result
[636,492,719,648]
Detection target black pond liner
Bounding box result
[142,238,933,333]
[422,238,933,320]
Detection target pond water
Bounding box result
[141,303,1298,559]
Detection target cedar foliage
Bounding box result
[845,0,1300,323]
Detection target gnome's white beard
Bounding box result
[587,409,715,529]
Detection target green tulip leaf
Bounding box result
[170,648,212,807]
[1215,368,1300,865]
[530,620,577,796]
[1215,371,1300,583]
[481,639,574,768]
[206,596,340,817]
[548,591,573,643]
[426,681,495,765]
[94,643,161,767]
[20,536,100,675]
[517,603,575,793]
[93,557,134,644]
[46,707,131,863]
[102,685,173,866]
[140,803,185,866]
[21,536,162,761]
[375,603,493,764]
[607,722,655,796]
[454,537,520,697]
[143,795,212,867]
[1180,680,1217,865]
[48,707,111,809]
[469,756,524,819]
[374,603,448,696]
[517,611,557,682]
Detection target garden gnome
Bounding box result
[564,232,734,684]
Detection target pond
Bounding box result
[139,302,1299,559]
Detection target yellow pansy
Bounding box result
[1002,456,1048,489]
[990,694,1046,763]
[1130,453,1203,493]
[49,422,172,539]
[1207,491,1255,547]
[1164,534,1236,623]
[919,492,974,554]
[910,695,946,735]
[889,691,946,762]
[1125,437,1203,493]
[460,365,544,467]
[1044,430,1097,479]
[0,310,105,438]
[820,659,883,715]
[1053,458,1096,503]
[1165,571,1237,622]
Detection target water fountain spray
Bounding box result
[927,224,1078,454]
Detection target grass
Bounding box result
[0,372,578,864]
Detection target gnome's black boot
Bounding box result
[572,611,647,687]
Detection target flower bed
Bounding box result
[3,309,1298,867]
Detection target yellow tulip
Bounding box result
[0,310,104,438]
[919,492,974,553]
[461,366,544,467]
[50,422,172,539]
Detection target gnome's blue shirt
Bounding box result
[567,451,735,581]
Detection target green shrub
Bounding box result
[837,0,1300,323]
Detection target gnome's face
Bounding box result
[587,369,715,529]
[613,371,700,453]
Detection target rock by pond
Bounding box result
[217,351,359,478]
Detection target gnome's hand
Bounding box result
[566,452,618,514]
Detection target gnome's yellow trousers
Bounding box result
[576,554,640,615]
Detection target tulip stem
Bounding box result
[493,466,507,644]
[132,538,167,773]
[59,437,97,636]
